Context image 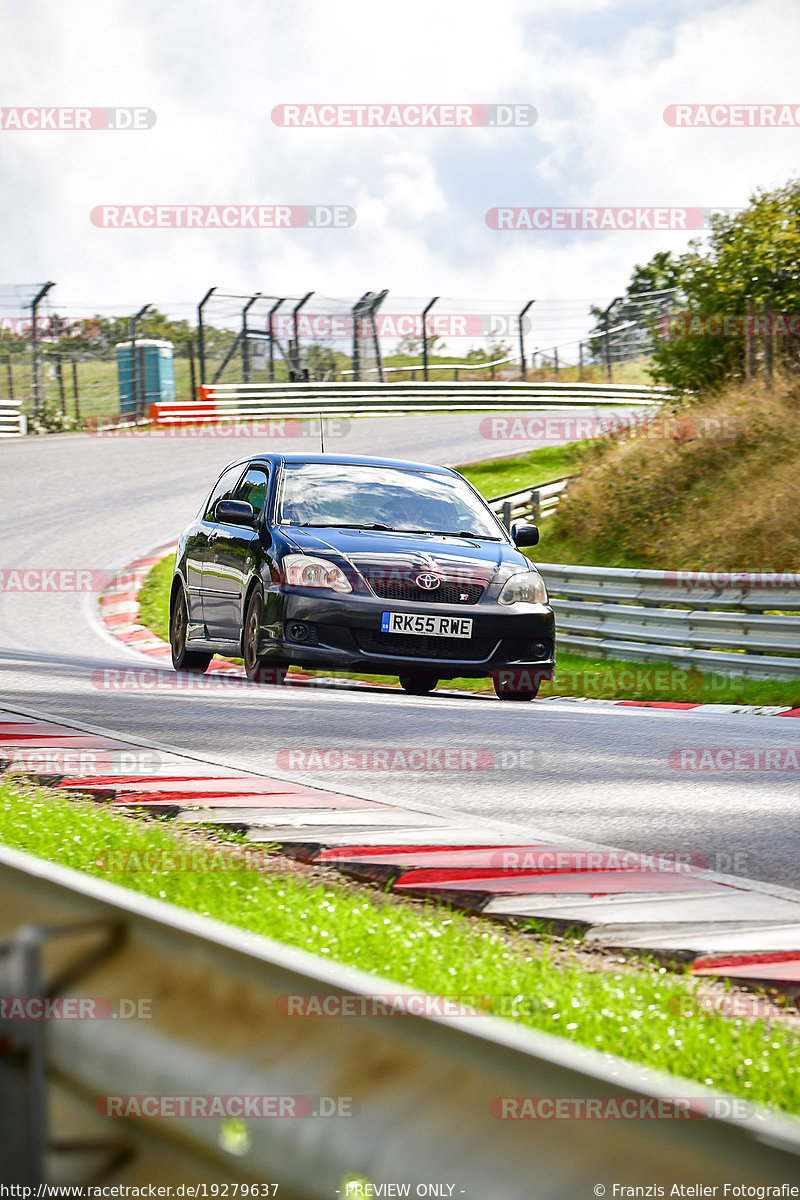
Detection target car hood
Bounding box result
[281,526,532,584]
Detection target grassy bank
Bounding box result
[2,776,798,1114]
[549,380,800,570]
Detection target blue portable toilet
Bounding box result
[116,338,176,415]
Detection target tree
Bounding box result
[651,179,800,392]
[396,333,445,358]
[464,339,512,363]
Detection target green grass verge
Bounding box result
[2,777,798,1114]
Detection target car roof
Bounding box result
[223,453,458,476]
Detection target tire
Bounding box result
[492,669,540,702]
[243,589,288,686]
[398,675,440,696]
[170,586,213,673]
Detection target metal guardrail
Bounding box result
[3,844,800,1193]
[147,380,668,424]
[0,400,26,437]
[540,563,800,677]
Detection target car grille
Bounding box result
[356,630,497,661]
[367,579,485,604]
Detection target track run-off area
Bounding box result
[2,411,799,891]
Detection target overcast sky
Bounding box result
[1,0,799,350]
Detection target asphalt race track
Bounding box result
[2,412,799,890]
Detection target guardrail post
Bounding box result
[501,500,512,530]
[579,342,584,381]
[0,930,48,1185]
[530,489,540,521]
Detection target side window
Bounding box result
[234,467,269,519]
[203,464,246,521]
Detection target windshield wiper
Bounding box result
[418,530,501,540]
[295,522,391,531]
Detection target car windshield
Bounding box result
[277,463,504,539]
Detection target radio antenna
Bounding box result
[319,411,325,454]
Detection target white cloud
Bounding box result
[0,0,798,353]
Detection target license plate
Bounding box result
[380,612,473,638]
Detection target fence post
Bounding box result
[518,299,534,380]
[197,287,216,387]
[71,360,80,421]
[30,281,55,418]
[764,297,773,387]
[501,500,512,531]
[5,356,14,402]
[421,296,439,381]
[56,356,66,414]
[578,342,584,381]
[241,294,261,383]
[187,339,197,401]
[267,298,284,383]
[530,489,541,521]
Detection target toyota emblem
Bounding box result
[415,572,441,590]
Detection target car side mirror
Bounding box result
[512,523,539,547]
[216,499,255,526]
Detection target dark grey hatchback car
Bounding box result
[170,453,556,699]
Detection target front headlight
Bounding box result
[497,569,548,605]
[283,554,352,593]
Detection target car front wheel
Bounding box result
[243,589,288,686]
[170,586,213,673]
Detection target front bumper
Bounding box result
[259,588,556,678]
